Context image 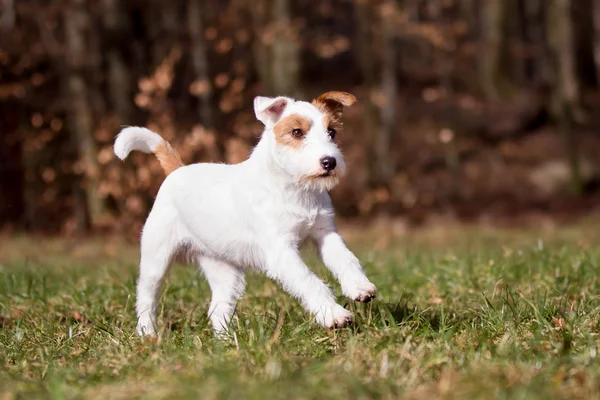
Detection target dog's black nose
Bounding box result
[320,156,337,172]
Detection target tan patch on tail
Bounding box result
[273,114,312,150]
[154,141,184,175]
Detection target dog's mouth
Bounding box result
[297,170,341,191]
[298,170,340,188]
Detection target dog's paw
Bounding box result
[343,279,377,303]
[136,318,157,337]
[315,304,354,329]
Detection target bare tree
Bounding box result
[480,0,510,100]
[149,1,180,67]
[520,0,544,82]
[102,0,134,125]
[546,0,583,194]
[21,122,39,230]
[573,0,598,88]
[251,0,300,96]
[64,0,104,229]
[594,0,600,79]
[354,0,382,187]
[375,0,398,185]
[271,0,299,96]
[0,0,15,33]
[187,0,214,129]
[353,0,398,187]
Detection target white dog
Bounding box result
[114,91,377,336]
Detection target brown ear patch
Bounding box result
[313,91,357,108]
[312,91,356,130]
[312,91,356,115]
[273,114,312,150]
[313,92,356,136]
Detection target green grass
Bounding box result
[2,226,600,399]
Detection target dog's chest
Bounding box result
[285,206,320,238]
[253,187,329,240]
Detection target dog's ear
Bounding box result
[312,91,356,119]
[254,96,289,126]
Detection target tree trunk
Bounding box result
[573,0,598,88]
[187,0,214,129]
[18,110,39,231]
[547,0,580,112]
[270,0,300,96]
[375,0,398,185]
[102,0,134,125]
[251,0,300,97]
[480,0,512,100]
[21,136,38,230]
[594,0,600,80]
[251,0,272,94]
[145,1,180,69]
[64,0,104,230]
[353,0,382,187]
[460,0,479,37]
[0,103,24,228]
[0,0,15,33]
[521,0,544,82]
[546,0,583,195]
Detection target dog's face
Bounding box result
[254,91,356,191]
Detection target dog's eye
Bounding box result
[327,128,336,140]
[291,128,304,138]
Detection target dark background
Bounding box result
[1,0,600,235]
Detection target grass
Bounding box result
[2,224,600,399]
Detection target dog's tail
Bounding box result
[113,127,184,176]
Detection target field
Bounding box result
[2,224,600,399]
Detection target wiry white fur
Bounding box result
[113,127,164,160]
[115,95,376,336]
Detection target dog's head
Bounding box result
[254,91,356,192]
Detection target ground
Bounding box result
[2,223,600,399]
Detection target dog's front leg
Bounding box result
[311,219,377,303]
[264,246,353,328]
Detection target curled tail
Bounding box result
[113,127,184,176]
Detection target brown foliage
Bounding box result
[1,0,600,234]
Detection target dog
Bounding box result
[114,91,377,336]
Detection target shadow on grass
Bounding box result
[345,293,458,335]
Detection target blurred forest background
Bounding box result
[2,0,600,235]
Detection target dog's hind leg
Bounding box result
[135,205,181,336]
[198,257,246,335]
